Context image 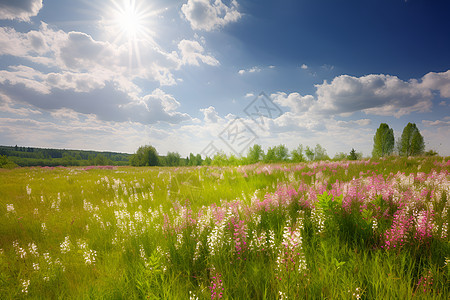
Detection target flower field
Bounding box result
[0,157,449,299]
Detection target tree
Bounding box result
[275,145,289,161]
[348,148,358,160]
[247,144,264,164]
[314,144,329,161]
[291,144,305,162]
[264,147,277,163]
[130,145,159,166]
[166,152,181,166]
[305,146,315,161]
[399,123,425,156]
[372,123,394,158]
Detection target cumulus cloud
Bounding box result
[421,70,450,98]
[178,39,219,66]
[200,106,220,123]
[181,0,241,31]
[275,72,450,119]
[0,0,43,22]
[313,74,433,117]
[0,77,191,125]
[300,64,308,70]
[272,92,314,114]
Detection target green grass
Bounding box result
[0,157,449,299]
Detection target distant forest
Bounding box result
[0,145,131,167]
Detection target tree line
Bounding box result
[0,146,131,167]
[0,122,438,168]
[130,122,436,167]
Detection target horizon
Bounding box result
[1,0,450,157]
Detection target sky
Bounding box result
[1,0,450,157]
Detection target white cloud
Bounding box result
[181,0,241,31]
[300,64,308,69]
[422,117,450,127]
[238,66,261,75]
[313,74,433,117]
[200,106,220,123]
[421,70,450,98]
[245,93,254,98]
[0,0,43,22]
[178,39,219,66]
[272,92,314,114]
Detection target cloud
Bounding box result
[238,66,261,75]
[272,92,314,114]
[0,23,218,90]
[200,106,220,123]
[0,77,191,125]
[421,70,450,98]
[422,117,450,127]
[0,0,43,22]
[181,0,241,31]
[314,74,434,117]
[274,73,438,119]
[300,64,308,70]
[178,39,219,66]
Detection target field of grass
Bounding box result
[0,157,449,299]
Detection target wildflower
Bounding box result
[28,242,39,257]
[189,290,199,300]
[60,236,71,254]
[33,262,40,271]
[21,279,30,294]
[26,185,32,195]
[41,223,47,234]
[83,249,97,265]
[13,241,27,259]
[6,203,15,213]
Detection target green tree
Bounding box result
[275,145,289,161]
[291,144,305,162]
[247,144,264,164]
[348,148,358,160]
[264,147,277,163]
[0,155,18,169]
[399,123,425,156]
[372,123,395,158]
[166,152,181,166]
[131,145,159,166]
[305,146,315,161]
[314,144,329,161]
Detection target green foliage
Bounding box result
[399,123,425,156]
[247,144,264,164]
[0,155,18,169]
[0,146,130,167]
[424,149,438,156]
[291,144,305,162]
[372,123,395,158]
[130,145,159,166]
[305,146,315,161]
[165,152,181,166]
[348,148,362,160]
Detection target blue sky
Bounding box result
[1,0,449,157]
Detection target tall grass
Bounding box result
[0,157,449,299]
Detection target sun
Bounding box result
[115,1,144,39]
[101,0,160,45]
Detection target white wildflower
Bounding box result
[6,204,15,214]
[60,236,71,254]
[21,279,30,294]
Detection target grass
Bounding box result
[0,156,449,299]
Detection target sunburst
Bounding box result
[100,0,165,68]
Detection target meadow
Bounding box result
[0,157,449,299]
